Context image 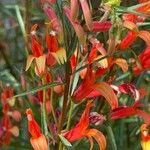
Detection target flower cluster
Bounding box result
[0,85,20,146]
[0,0,150,150]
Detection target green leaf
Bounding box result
[68,35,78,59]
[116,6,146,16]
[58,134,73,150]
[13,82,64,98]
[15,5,26,38]
[106,126,117,150]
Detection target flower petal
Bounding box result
[135,2,150,15]
[25,55,35,71]
[138,30,150,47]
[119,31,137,49]
[141,140,150,150]
[73,68,95,102]
[93,21,112,32]
[123,21,138,32]
[64,6,86,44]
[70,0,79,21]
[35,55,46,76]
[88,136,94,150]
[64,101,93,142]
[94,82,118,110]
[44,5,64,43]
[56,47,67,64]
[118,83,140,101]
[9,126,19,137]
[114,58,128,73]
[110,106,136,120]
[79,0,93,31]
[86,129,106,150]
[136,109,150,125]
[30,134,48,150]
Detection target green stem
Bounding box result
[42,77,48,136]
[50,88,58,126]
[24,0,31,56]
[66,100,74,130]
[57,0,70,136]
[58,62,71,133]
[58,142,63,150]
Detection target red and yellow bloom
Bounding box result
[25,24,46,76]
[64,101,106,150]
[26,108,48,150]
[140,124,150,150]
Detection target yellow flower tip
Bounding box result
[35,55,46,76]
[141,141,150,150]
[52,48,67,65]
[30,134,48,150]
[140,124,150,150]
[25,55,35,71]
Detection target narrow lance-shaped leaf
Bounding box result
[12,82,64,99]
[58,134,73,150]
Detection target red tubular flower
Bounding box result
[46,30,58,53]
[120,20,150,50]
[73,68,118,110]
[46,30,66,64]
[140,124,150,150]
[134,47,150,75]
[92,21,112,32]
[0,115,19,145]
[44,5,63,43]
[46,52,57,66]
[1,86,14,113]
[119,31,138,49]
[64,101,106,150]
[73,68,95,101]
[25,24,46,76]
[26,108,48,150]
[111,101,150,125]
